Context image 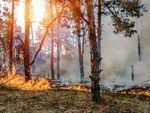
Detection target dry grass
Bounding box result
[0,85,150,113]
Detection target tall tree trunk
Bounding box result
[9,0,14,72]
[137,33,141,61]
[56,36,60,79]
[50,0,55,79]
[77,35,84,82]
[86,0,101,104]
[73,0,85,82]
[51,31,55,79]
[55,1,60,80]
[24,0,31,81]
[97,0,102,79]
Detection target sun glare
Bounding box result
[32,0,45,25]
[15,0,25,29]
[15,0,46,31]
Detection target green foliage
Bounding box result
[102,0,147,37]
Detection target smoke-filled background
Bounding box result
[59,0,150,83]
[100,0,150,84]
[26,0,150,84]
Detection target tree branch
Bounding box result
[67,0,89,25]
[29,2,66,70]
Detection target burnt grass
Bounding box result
[0,86,150,113]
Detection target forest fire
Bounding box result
[116,85,150,97]
[0,0,150,112]
[0,72,150,97]
[0,74,51,91]
[56,83,90,92]
[0,73,91,91]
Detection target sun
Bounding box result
[15,0,46,31]
[31,0,45,24]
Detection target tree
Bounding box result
[67,0,85,82]
[85,0,101,103]
[97,0,102,77]
[55,1,60,80]
[9,0,15,72]
[103,0,146,36]
[88,0,146,103]
[75,0,85,82]
[65,0,145,103]
[50,0,55,80]
[24,0,31,81]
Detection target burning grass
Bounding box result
[115,85,150,97]
[0,73,90,92]
[0,73,51,91]
[0,72,150,97]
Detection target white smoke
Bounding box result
[27,0,150,84]
[100,0,150,84]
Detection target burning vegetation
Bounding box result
[0,73,51,91]
[0,71,150,98]
[116,85,150,97]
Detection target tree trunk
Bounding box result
[97,0,103,79]
[56,36,60,79]
[24,0,31,81]
[50,0,55,80]
[56,1,60,80]
[73,0,85,82]
[51,31,55,79]
[86,0,101,104]
[9,0,14,72]
[77,35,84,82]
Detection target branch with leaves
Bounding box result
[102,0,146,37]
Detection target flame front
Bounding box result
[0,73,51,91]
[0,72,150,97]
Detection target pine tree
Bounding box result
[24,0,31,81]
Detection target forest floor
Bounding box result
[0,85,150,113]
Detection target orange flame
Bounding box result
[0,73,51,91]
[0,66,149,96]
[59,84,90,92]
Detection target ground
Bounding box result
[0,85,150,113]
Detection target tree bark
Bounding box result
[51,31,55,79]
[9,0,14,72]
[56,40,60,79]
[86,0,101,104]
[24,0,31,81]
[56,1,60,80]
[50,0,55,80]
[97,0,103,81]
[77,35,84,82]
[98,0,102,65]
